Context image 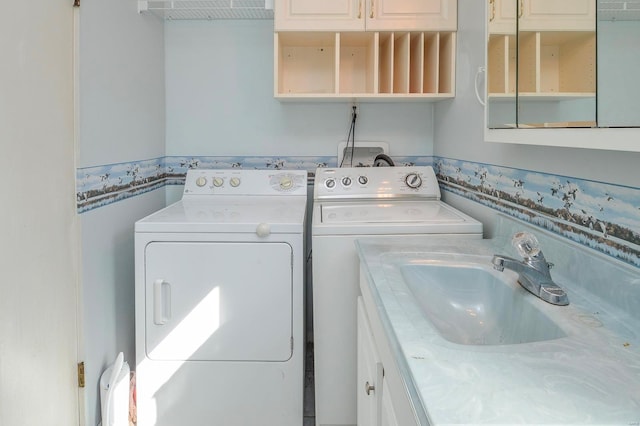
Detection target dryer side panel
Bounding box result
[144,241,293,362]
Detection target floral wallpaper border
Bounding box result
[76,155,640,268]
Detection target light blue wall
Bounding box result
[164,20,435,158]
[78,1,165,424]
[75,5,640,423]
[598,20,640,127]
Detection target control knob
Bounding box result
[405,172,423,189]
[325,178,336,189]
[229,177,241,188]
[212,177,224,187]
[341,176,352,187]
[256,223,271,238]
[279,176,294,190]
[195,176,207,187]
[358,175,368,185]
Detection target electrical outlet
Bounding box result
[350,102,359,116]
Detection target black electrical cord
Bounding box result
[339,106,358,167]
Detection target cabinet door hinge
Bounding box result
[73,0,80,8]
[77,362,85,388]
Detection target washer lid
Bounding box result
[314,201,483,235]
[321,201,466,223]
[135,196,306,233]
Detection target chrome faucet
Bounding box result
[492,232,569,306]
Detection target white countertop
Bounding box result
[356,232,640,425]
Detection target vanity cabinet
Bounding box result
[357,298,404,426]
[275,0,457,32]
[274,0,456,100]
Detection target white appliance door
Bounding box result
[144,241,293,362]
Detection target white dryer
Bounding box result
[135,169,307,426]
[311,166,483,426]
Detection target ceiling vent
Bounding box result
[139,0,274,20]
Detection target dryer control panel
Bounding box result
[314,166,441,200]
[183,169,308,196]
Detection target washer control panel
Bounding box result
[315,166,440,200]
[183,169,308,196]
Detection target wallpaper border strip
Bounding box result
[76,155,640,268]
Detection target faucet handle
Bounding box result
[512,232,540,258]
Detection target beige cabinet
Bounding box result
[487,0,595,101]
[520,0,595,32]
[488,0,517,35]
[274,0,457,100]
[275,0,457,31]
[274,31,456,99]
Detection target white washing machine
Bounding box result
[135,169,307,426]
[311,166,483,426]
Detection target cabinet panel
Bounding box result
[368,0,457,31]
[275,0,363,31]
[275,0,457,32]
[357,298,381,426]
[380,379,399,426]
[488,0,517,34]
[520,0,595,31]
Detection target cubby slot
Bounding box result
[378,32,393,94]
[339,32,377,94]
[518,31,539,93]
[539,31,595,94]
[393,33,410,94]
[517,30,595,96]
[423,33,439,93]
[276,32,336,94]
[409,33,425,94]
[438,32,454,94]
[488,34,516,96]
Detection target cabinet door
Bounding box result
[275,0,364,31]
[357,298,383,426]
[520,0,595,31]
[367,0,457,31]
[380,379,400,426]
[488,0,517,35]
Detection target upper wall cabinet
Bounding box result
[274,0,457,31]
[274,0,458,101]
[485,0,640,152]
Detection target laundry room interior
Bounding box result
[3,0,640,425]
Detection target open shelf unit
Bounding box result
[274,31,456,101]
[488,30,595,100]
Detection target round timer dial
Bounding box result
[405,172,423,189]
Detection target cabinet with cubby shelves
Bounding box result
[274,30,455,100]
[487,30,595,102]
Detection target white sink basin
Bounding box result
[398,260,567,345]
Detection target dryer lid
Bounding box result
[135,196,307,233]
